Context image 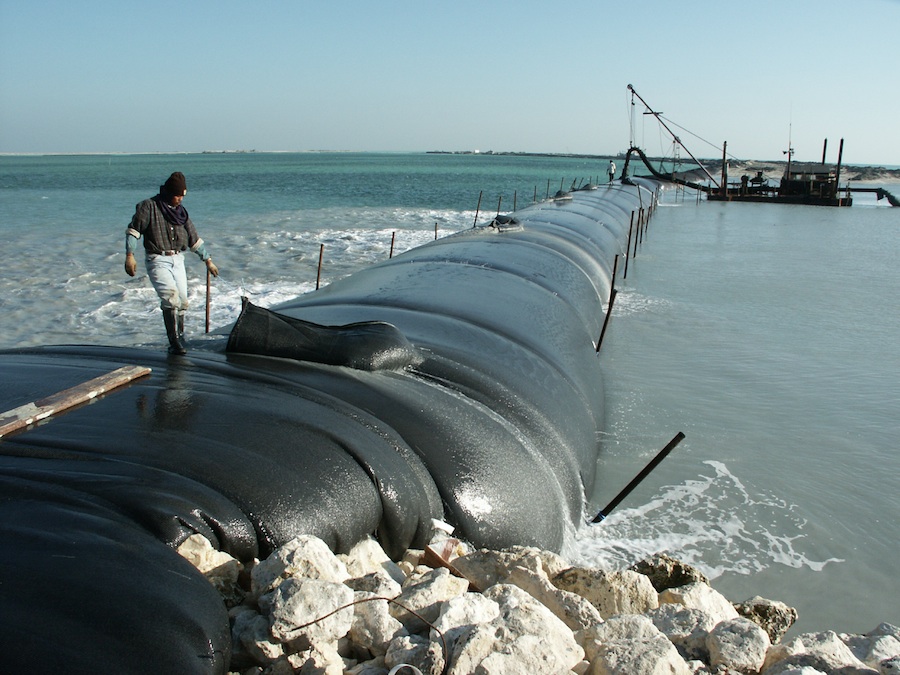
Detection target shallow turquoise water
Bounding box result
[1,152,897,635]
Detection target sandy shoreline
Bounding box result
[699,159,900,184]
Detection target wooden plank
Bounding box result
[0,365,152,439]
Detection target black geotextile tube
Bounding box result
[0,178,658,673]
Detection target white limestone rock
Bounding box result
[502,564,604,632]
[880,655,900,674]
[843,624,900,669]
[571,660,591,675]
[734,595,799,643]
[552,567,659,619]
[451,547,600,631]
[647,602,717,662]
[447,583,584,675]
[263,657,300,675]
[847,635,900,669]
[431,592,501,657]
[869,624,900,642]
[579,613,668,658]
[658,582,739,624]
[451,547,546,591]
[471,545,572,579]
[514,545,572,579]
[630,553,709,592]
[251,535,349,597]
[345,570,403,599]
[389,567,469,633]
[706,616,771,673]
[177,533,241,580]
[349,591,408,656]
[685,659,713,674]
[231,607,284,666]
[177,532,245,605]
[763,630,869,673]
[261,576,354,644]
[384,634,443,675]
[344,655,388,674]
[340,536,406,586]
[579,614,691,675]
[287,640,345,674]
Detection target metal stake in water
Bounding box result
[591,432,686,523]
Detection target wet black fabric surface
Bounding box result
[0,182,656,673]
[226,300,421,371]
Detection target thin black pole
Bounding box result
[632,210,641,258]
[316,243,324,290]
[205,269,211,334]
[595,288,617,353]
[623,212,634,279]
[592,432,686,522]
[638,207,645,246]
[610,254,619,299]
[473,191,483,228]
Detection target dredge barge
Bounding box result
[624,84,898,207]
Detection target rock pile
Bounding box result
[177,531,900,675]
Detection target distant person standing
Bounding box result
[608,160,616,183]
[124,172,219,355]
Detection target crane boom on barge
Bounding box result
[623,85,897,207]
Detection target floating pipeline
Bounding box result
[0,177,660,673]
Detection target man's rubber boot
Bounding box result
[163,308,187,355]
[176,310,186,344]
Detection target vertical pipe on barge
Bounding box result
[720,141,728,199]
[835,138,845,203]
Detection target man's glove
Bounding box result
[125,253,137,277]
[206,258,219,277]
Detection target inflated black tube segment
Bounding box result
[0,178,658,673]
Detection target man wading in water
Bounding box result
[124,172,219,354]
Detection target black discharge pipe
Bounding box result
[591,431,686,523]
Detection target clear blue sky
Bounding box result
[1,0,897,164]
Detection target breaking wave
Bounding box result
[565,460,843,578]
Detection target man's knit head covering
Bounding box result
[161,172,187,198]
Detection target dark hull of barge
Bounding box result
[706,190,852,206]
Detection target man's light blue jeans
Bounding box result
[146,253,189,311]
